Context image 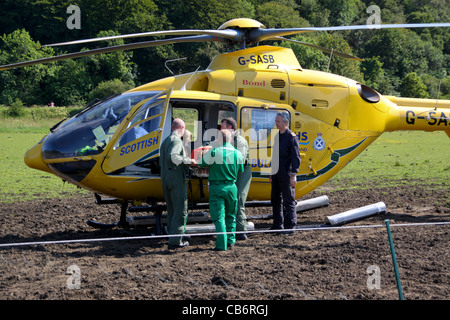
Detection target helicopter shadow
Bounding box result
[373,210,450,224]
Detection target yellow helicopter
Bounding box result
[2,18,450,229]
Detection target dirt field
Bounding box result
[0,182,449,304]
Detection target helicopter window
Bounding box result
[217,110,235,125]
[173,107,199,141]
[241,108,284,141]
[128,100,164,128]
[116,100,165,148]
[59,92,158,133]
[42,91,160,160]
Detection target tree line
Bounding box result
[0,0,449,107]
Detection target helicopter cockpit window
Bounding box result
[42,91,160,160]
[115,98,165,148]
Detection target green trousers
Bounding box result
[162,178,188,245]
[209,182,238,250]
[236,165,252,232]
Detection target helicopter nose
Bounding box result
[24,143,53,174]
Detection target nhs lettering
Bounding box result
[296,132,309,145]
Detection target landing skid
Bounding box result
[86,195,129,229]
[87,194,170,234]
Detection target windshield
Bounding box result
[42,91,160,159]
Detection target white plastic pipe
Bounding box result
[296,195,329,212]
[326,202,386,226]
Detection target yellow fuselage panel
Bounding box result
[289,69,351,130]
[207,46,301,71]
[133,47,356,133]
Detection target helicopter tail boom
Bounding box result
[384,96,450,133]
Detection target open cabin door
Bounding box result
[102,89,172,176]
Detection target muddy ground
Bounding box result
[0,182,449,305]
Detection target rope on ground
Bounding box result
[0,221,449,248]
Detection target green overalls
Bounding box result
[159,131,192,246]
[234,133,251,233]
[199,142,244,250]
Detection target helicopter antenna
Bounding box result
[327,48,334,72]
[165,57,187,75]
[181,66,201,91]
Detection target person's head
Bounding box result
[219,129,233,145]
[275,112,289,133]
[220,117,237,131]
[171,118,186,137]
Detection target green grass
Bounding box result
[0,113,449,203]
[330,131,450,190]
[0,117,62,134]
[0,115,86,203]
[0,132,86,203]
[0,105,82,134]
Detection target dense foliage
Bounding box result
[0,0,449,107]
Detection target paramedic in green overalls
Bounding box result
[160,118,197,250]
[199,129,244,251]
[220,118,251,241]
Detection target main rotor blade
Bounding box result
[257,22,450,41]
[42,29,239,47]
[269,37,364,61]
[0,35,220,71]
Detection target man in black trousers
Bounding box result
[270,112,301,235]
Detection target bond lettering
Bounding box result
[242,79,266,86]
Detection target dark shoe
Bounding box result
[227,243,234,249]
[168,241,189,250]
[270,225,282,231]
[280,227,296,235]
[269,225,283,235]
[236,233,247,241]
